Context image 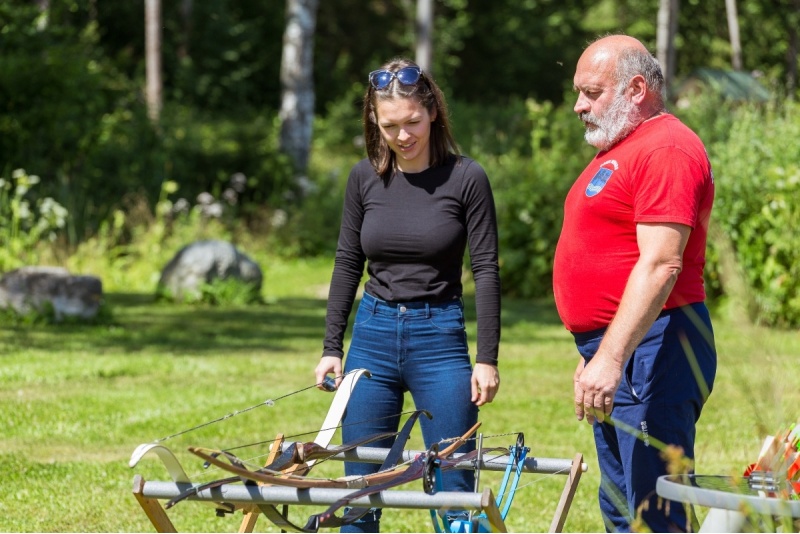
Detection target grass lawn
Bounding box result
[1,256,798,532]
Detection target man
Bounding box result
[553,35,717,532]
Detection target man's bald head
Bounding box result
[579,35,665,103]
[584,35,650,60]
[572,34,666,150]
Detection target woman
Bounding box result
[314,57,500,532]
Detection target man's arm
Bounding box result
[574,222,691,424]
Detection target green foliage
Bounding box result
[93,0,286,111]
[0,301,54,326]
[449,97,533,156]
[672,92,742,147]
[0,4,297,244]
[197,278,263,306]
[485,97,594,298]
[447,0,592,105]
[589,0,800,100]
[156,277,263,306]
[0,169,68,272]
[66,180,243,294]
[702,101,800,327]
[158,106,296,211]
[0,3,133,241]
[0,299,114,326]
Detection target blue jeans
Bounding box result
[340,292,478,533]
[573,303,716,533]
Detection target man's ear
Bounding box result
[629,74,647,105]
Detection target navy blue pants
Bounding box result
[340,292,478,532]
[573,303,716,533]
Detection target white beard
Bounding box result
[581,91,638,151]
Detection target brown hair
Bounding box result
[362,57,459,180]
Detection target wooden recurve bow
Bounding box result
[165,430,399,509]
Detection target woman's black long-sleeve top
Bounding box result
[322,155,500,365]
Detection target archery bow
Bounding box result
[164,429,401,509]
[130,369,371,528]
[187,410,438,490]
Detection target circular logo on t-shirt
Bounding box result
[585,160,618,197]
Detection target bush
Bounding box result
[702,101,800,327]
[485,98,593,298]
[0,169,68,272]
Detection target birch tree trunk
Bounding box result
[416,0,433,74]
[279,0,318,175]
[656,0,679,99]
[725,0,742,71]
[145,0,162,123]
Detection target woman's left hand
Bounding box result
[471,363,500,406]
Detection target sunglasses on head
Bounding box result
[368,66,422,90]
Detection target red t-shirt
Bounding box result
[553,114,714,333]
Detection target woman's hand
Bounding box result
[315,356,343,391]
[471,363,500,406]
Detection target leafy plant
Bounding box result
[197,277,263,306]
[487,97,593,298]
[0,169,68,272]
[702,101,800,327]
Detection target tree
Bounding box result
[145,0,162,123]
[656,0,679,97]
[449,0,591,104]
[279,0,318,175]
[416,0,433,73]
[726,0,743,70]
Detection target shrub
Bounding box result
[703,101,800,327]
[486,98,593,298]
[0,169,68,272]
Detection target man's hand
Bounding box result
[315,356,343,391]
[573,355,621,424]
[471,363,500,406]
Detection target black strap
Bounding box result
[302,409,432,532]
[306,447,485,531]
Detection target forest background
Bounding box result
[2,0,800,327]
[1,1,800,531]
[2,0,800,326]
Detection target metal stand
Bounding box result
[130,369,587,532]
[132,447,586,533]
[656,474,800,533]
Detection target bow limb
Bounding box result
[187,410,432,490]
[310,369,371,465]
[242,368,370,532]
[168,431,399,510]
[438,421,482,458]
[129,443,192,483]
[189,446,395,489]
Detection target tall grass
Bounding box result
[1,253,798,532]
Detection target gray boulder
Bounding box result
[157,240,263,301]
[0,266,104,320]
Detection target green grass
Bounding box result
[1,256,798,532]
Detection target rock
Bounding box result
[0,266,104,320]
[157,240,263,302]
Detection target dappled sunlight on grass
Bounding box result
[1,257,798,532]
